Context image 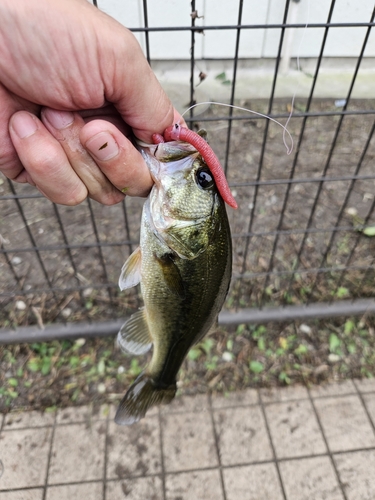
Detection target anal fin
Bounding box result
[117,308,152,355]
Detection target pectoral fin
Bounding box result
[119,247,142,290]
[117,308,152,355]
[155,253,185,298]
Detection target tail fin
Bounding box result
[115,373,176,425]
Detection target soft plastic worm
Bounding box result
[152,124,238,209]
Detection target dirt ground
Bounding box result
[1,98,375,328]
[1,98,375,412]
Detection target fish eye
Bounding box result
[196,167,214,190]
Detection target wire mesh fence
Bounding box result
[1,0,375,336]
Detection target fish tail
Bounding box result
[114,373,176,426]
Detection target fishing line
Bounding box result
[283,0,311,148]
[181,101,294,155]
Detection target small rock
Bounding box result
[11,257,22,265]
[335,99,346,107]
[75,338,86,347]
[83,287,93,297]
[346,207,357,216]
[222,351,234,362]
[328,353,340,363]
[15,300,26,311]
[299,324,312,335]
[61,308,72,318]
[117,366,125,374]
[97,383,106,394]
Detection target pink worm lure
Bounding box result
[152,124,238,209]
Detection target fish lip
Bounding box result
[139,147,161,184]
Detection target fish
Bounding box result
[115,131,232,425]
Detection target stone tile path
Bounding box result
[0,378,374,500]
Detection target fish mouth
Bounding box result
[138,141,199,183]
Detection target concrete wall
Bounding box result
[92,0,375,101]
[96,0,375,59]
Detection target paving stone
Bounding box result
[46,482,103,500]
[265,399,326,458]
[166,469,224,500]
[0,490,44,500]
[223,463,284,500]
[309,380,356,398]
[211,388,259,409]
[3,410,55,429]
[334,450,375,500]
[106,476,163,500]
[160,393,209,414]
[213,406,272,466]
[106,415,162,479]
[48,421,105,484]
[280,456,344,500]
[162,411,217,472]
[0,427,52,490]
[354,378,375,393]
[56,404,108,424]
[260,385,308,404]
[363,393,375,426]
[2,383,375,500]
[314,395,375,452]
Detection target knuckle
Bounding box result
[100,192,125,206]
[62,186,88,206]
[28,143,62,175]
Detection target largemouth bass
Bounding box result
[115,133,232,425]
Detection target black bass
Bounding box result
[115,133,232,425]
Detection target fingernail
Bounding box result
[43,109,74,129]
[85,132,119,161]
[11,113,38,139]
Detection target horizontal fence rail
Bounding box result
[1,0,375,342]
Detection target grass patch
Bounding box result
[1,315,374,414]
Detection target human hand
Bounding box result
[0,0,184,205]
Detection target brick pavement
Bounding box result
[0,378,375,500]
